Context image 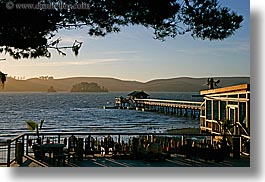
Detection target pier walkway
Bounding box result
[115,97,203,117]
[135,99,202,110]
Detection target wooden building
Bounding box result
[115,91,150,108]
[128,91,150,100]
[200,84,250,136]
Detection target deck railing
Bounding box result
[0,132,250,167]
[0,134,25,167]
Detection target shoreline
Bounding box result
[166,127,200,134]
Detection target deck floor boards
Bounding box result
[9,154,250,167]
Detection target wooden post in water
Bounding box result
[167,106,169,114]
[191,109,196,118]
[184,109,188,117]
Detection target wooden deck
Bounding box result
[10,154,250,167]
[2,132,250,167]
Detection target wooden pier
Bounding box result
[137,99,202,118]
[114,97,203,118]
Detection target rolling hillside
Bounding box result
[3,76,250,92]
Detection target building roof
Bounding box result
[200,84,250,95]
[128,91,149,97]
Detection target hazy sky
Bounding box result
[1,0,250,82]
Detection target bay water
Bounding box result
[0,92,202,140]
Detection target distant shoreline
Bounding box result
[4,76,249,92]
[167,128,200,134]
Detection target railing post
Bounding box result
[26,134,29,155]
[58,134,61,144]
[77,138,84,161]
[232,136,240,159]
[239,135,242,154]
[22,135,25,153]
[181,135,184,146]
[15,140,24,165]
[150,134,154,143]
[6,139,11,167]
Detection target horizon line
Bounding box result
[7,75,250,83]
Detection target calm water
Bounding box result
[0,92,202,140]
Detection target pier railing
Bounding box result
[134,99,203,110]
[0,132,250,167]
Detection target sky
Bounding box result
[0,0,250,82]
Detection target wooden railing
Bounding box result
[0,131,250,167]
[0,134,25,167]
[135,99,202,110]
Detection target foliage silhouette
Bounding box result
[0,0,243,59]
[0,71,7,88]
[71,82,108,92]
[26,119,45,144]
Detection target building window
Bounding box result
[239,102,247,128]
[201,108,205,116]
[206,100,212,120]
[230,109,235,123]
[220,101,226,120]
[213,100,219,121]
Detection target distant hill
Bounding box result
[143,77,250,92]
[3,76,250,92]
